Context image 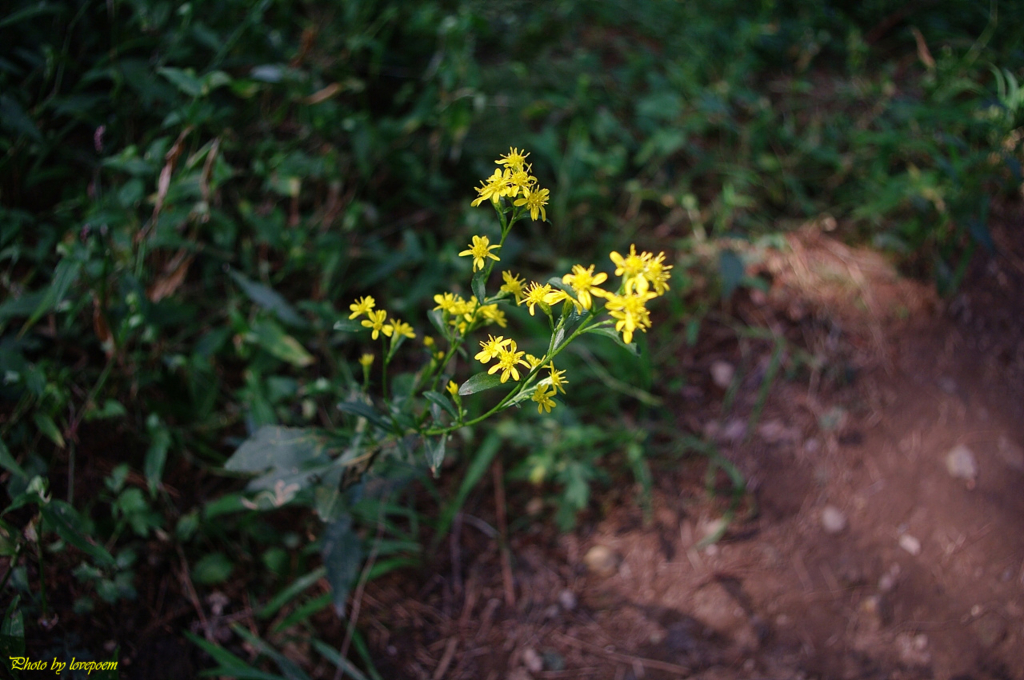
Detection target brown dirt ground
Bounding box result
[363,205,1024,680]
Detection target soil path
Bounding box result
[368,209,1024,680]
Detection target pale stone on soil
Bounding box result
[821,505,847,534]
[898,534,921,556]
[896,632,931,666]
[973,615,1007,649]
[721,418,747,442]
[690,582,760,652]
[583,545,619,578]
[945,444,978,483]
[996,436,1024,472]
[522,647,543,673]
[711,360,735,388]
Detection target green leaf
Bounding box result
[32,412,65,449]
[0,3,58,29]
[231,624,311,680]
[336,400,390,431]
[157,67,203,97]
[0,289,46,321]
[424,434,447,474]
[0,95,42,142]
[471,270,487,306]
[0,595,24,660]
[312,639,371,680]
[229,269,307,327]
[25,258,82,330]
[258,566,327,620]
[426,309,448,339]
[145,421,171,495]
[322,515,363,617]
[718,249,745,300]
[422,391,458,420]
[225,426,330,495]
[584,326,639,356]
[458,371,503,396]
[83,399,127,421]
[332,318,362,333]
[184,632,252,671]
[251,319,314,367]
[0,436,26,479]
[193,552,233,584]
[40,501,116,566]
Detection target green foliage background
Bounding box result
[1,0,1022,676]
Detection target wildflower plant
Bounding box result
[222,147,671,615]
[343,147,671,456]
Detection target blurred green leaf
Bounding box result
[41,500,116,566]
[251,319,314,367]
[322,514,362,617]
[193,552,233,584]
[0,437,26,479]
[32,412,65,449]
[225,426,330,494]
[584,326,639,356]
[229,270,308,327]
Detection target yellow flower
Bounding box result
[604,292,656,344]
[348,296,375,319]
[514,186,550,222]
[506,167,536,198]
[524,354,544,369]
[547,362,568,394]
[497,147,529,171]
[446,380,460,399]
[643,251,673,295]
[433,292,461,314]
[500,271,526,303]
[383,318,415,339]
[361,309,388,340]
[521,282,553,316]
[562,264,609,310]
[543,288,583,314]
[610,245,650,293]
[532,384,557,414]
[471,168,512,207]
[423,336,435,347]
[475,334,511,363]
[487,339,528,383]
[479,303,507,328]
[459,235,501,271]
[358,353,374,367]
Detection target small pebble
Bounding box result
[558,589,577,611]
[997,436,1024,472]
[522,648,543,673]
[710,360,735,388]
[821,505,847,534]
[583,545,619,578]
[945,444,978,486]
[973,615,1007,649]
[721,418,747,442]
[899,534,921,556]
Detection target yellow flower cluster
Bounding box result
[509,245,672,344]
[433,292,506,334]
[473,333,569,413]
[603,246,672,343]
[348,296,416,341]
[471,147,550,222]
